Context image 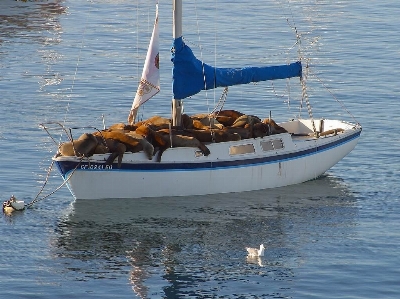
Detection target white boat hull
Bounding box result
[54,119,361,200]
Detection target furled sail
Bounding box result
[128,5,160,125]
[171,36,302,100]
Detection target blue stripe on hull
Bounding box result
[56,130,361,177]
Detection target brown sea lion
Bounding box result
[58,133,99,157]
[252,122,270,138]
[125,131,154,159]
[95,130,154,160]
[94,130,141,151]
[181,114,193,129]
[231,115,261,128]
[136,115,171,129]
[137,125,210,161]
[262,118,288,134]
[169,134,211,156]
[212,130,241,142]
[93,142,108,154]
[215,109,244,126]
[223,126,252,139]
[135,125,169,161]
[190,114,224,129]
[135,125,168,148]
[156,128,211,156]
[94,136,127,168]
[108,122,137,132]
[183,128,241,143]
[191,119,208,130]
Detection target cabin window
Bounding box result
[261,141,274,151]
[272,139,284,149]
[229,144,255,155]
[261,139,284,151]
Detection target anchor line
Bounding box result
[25,158,83,208]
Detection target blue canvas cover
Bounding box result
[171,37,302,100]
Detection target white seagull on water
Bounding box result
[246,244,265,257]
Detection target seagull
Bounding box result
[246,244,265,257]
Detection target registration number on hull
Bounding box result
[80,164,113,170]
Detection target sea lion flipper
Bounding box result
[156,147,167,162]
[198,143,210,156]
[105,152,119,166]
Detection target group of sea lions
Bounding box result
[57,109,288,166]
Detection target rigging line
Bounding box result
[301,61,317,135]
[311,72,360,124]
[283,0,309,121]
[192,0,212,114]
[213,0,218,113]
[136,0,139,100]
[25,158,83,208]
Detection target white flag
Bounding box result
[128,5,160,125]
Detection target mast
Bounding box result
[172,0,183,127]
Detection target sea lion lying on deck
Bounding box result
[214,109,245,126]
[58,133,128,167]
[231,115,262,128]
[93,136,127,167]
[94,130,154,160]
[262,118,288,134]
[58,133,99,157]
[58,131,153,168]
[252,122,271,138]
[136,125,210,162]
[183,128,241,143]
[189,114,224,130]
[136,115,171,130]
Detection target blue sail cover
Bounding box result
[171,37,302,100]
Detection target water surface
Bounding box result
[1,0,400,298]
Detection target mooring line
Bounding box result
[25,158,83,209]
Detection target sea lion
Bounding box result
[94,130,141,151]
[104,142,126,167]
[135,125,169,161]
[231,115,261,128]
[136,115,171,129]
[136,125,210,161]
[93,136,127,168]
[95,129,154,161]
[108,122,137,132]
[215,109,244,126]
[183,128,241,143]
[223,126,252,139]
[58,133,99,157]
[170,134,211,156]
[217,109,244,119]
[212,130,241,142]
[181,113,193,129]
[262,118,288,134]
[125,131,154,159]
[252,122,270,138]
[190,114,224,129]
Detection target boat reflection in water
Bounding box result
[53,175,358,298]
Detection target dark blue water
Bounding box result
[1,0,400,298]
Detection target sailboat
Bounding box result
[42,0,361,200]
